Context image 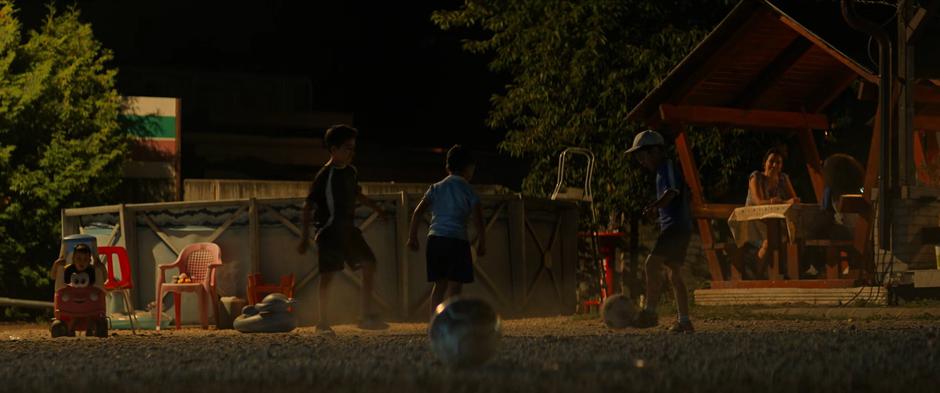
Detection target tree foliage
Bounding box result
[433,0,780,223]
[0,1,126,302]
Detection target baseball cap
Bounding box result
[625,130,665,154]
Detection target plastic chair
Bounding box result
[156,243,223,330]
[247,273,295,305]
[99,246,139,334]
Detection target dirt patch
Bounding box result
[1,317,938,393]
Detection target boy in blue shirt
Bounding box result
[626,130,695,333]
[407,145,486,316]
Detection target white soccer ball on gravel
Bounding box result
[429,297,501,368]
[601,294,636,329]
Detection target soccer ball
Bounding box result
[601,294,636,329]
[429,297,501,368]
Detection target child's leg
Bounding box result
[318,272,335,327]
[666,263,690,320]
[644,255,666,311]
[430,279,449,316]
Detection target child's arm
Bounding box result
[474,204,486,257]
[642,189,679,217]
[407,197,430,251]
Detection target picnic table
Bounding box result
[727,203,831,280]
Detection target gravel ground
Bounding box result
[1,316,938,393]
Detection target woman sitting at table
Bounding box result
[745,147,800,276]
[746,147,799,206]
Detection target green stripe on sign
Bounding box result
[120,115,176,139]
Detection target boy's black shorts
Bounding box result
[316,226,376,273]
[650,226,692,265]
[426,235,474,283]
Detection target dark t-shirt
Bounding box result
[64,264,96,287]
[306,165,360,230]
[655,159,693,232]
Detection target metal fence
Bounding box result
[62,194,579,326]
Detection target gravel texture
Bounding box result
[1,316,939,393]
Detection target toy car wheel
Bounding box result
[50,320,69,338]
[94,318,108,338]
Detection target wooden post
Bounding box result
[674,127,725,282]
[508,195,527,311]
[897,0,915,188]
[249,198,260,274]
[560,202,580,313]
[121,205,141,307]
[787,241,800,281]
[727,243,745,281]
[628,216,641,299]
[396,192,410,319]
[766,220,781,280]
[857,97,894,282]
[797,128,826,203]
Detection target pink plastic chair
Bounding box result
[155,243,223,330]
[99,246,139,334]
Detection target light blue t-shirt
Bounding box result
[424,175,480,241]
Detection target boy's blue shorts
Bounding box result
[426,235,474,283]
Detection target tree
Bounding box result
[0,1,126,305]
[432,0,777,224]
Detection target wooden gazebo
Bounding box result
[626,0,891,289]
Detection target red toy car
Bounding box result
[51,286,108,338]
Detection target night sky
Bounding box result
[16,1,525,186]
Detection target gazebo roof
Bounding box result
[627,0,879,126]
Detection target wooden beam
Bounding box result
[859,83,940,104]
[808,71,859,113]
[774,13,878,83]
[731,37,813,108]
[906,0,940,44]
[914,114,940,131]
[670,9,775,104]
[797,129,826,203]
[675,128,724,282]
[915,85,940,105]
[710,279,858,289]
[249,198,260,274]
[673,130,706,206]
[692,204,740,219]
[659,104,829,130]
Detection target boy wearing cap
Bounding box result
[626,130,695,333]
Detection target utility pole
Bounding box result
[898,0,916,191]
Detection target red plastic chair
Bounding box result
[156,243,223,330]
[99,246,139,334]
[247,273,295,305]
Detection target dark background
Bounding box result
[16,1,528,188]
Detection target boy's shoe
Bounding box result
[315,324,336,336]
[632,309,659,329]
[357,315,389,331]
[668,320,695,334]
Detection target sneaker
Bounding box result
[668,320,695,334]
[357,315,389,331]
[315,324,336,336]
[632,309,659,329]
